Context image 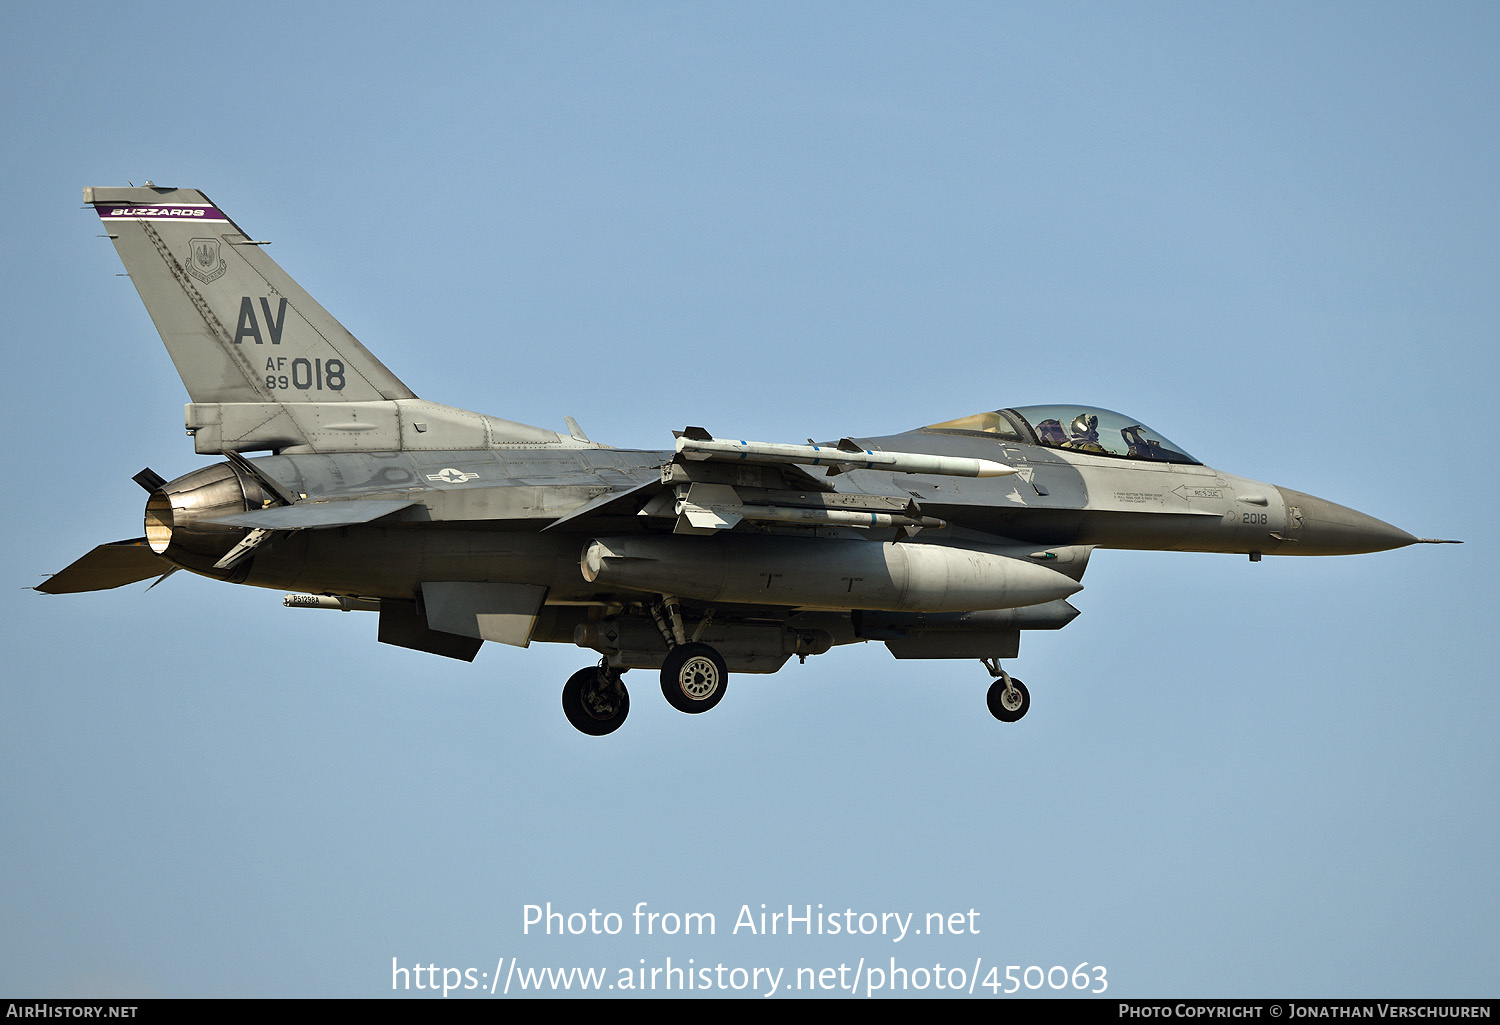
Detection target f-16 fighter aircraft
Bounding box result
[38,186,1456,735]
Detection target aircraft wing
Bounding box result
[539,454,845,534]
[656,427,992,536]
[35,538,167,594]
[541,480,662,532]
[673,426,1016,478]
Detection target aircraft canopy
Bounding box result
[925,405,1199,465]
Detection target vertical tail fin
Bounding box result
[86,185,414,405]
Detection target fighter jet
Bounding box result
[37,186,1456,735]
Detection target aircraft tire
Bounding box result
[660,643,728,714]
[562,666,630,736]
[986,677,1030,723]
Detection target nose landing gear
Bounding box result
[981,657,1030,723]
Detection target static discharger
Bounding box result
[674,427,1016,478]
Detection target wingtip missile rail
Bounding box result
[673,429,1017,478]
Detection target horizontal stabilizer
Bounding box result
[35,538,166,593]
[207,499,416,530]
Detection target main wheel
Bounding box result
[659,643,728,714]
[562,666,630,736]
[986,676,1030,723]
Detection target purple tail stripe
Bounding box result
[96,204,228,221]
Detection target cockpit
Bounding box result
[924,405,1199,465]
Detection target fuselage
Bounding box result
[145,424,1417,607]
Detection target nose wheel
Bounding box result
[981,658,1030,723]
[562,663,630,736]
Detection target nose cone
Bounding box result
[1275,487,1418,555]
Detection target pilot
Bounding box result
[1065,413,1106,454]
[1035,419,1068,447]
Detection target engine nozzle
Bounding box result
[144,462,268,574]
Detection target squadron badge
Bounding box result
[185,237,226,283]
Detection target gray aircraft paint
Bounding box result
[39,186,1453,734]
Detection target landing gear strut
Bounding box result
[649,595,730,716]
[562,661,630,736]
[981,657,1030,723]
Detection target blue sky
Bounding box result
[2,2,1495,998]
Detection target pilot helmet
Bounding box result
[1069,413,1099,437]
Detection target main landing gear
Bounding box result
[562,596,733,735]
[651,596,730,717]
[981,657,1030,723]
[660,642,728,714]
[561,661,630,737]
[560,645,732,736]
